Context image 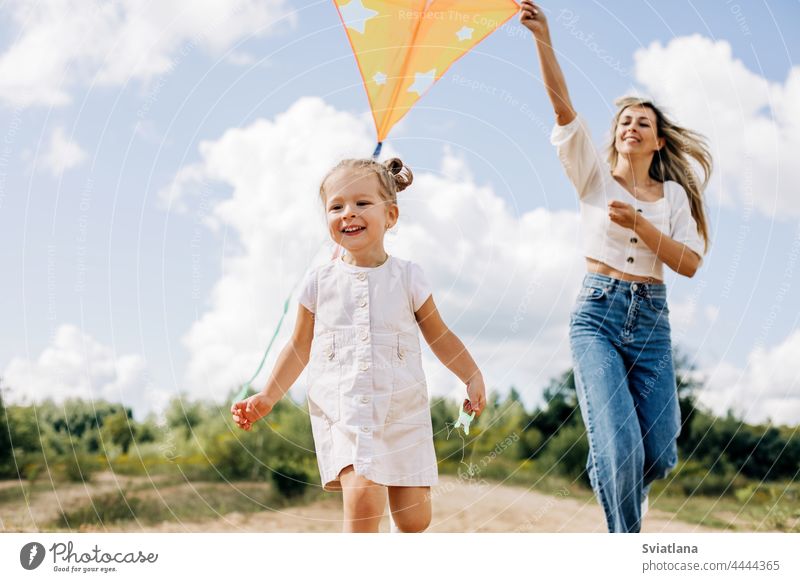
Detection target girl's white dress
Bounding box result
[298,255,439,491]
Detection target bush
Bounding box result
[56,490,147,528]
[55,453,102,483]
[270,459,315,499]
[671,460,744,497]
[535,423,590,485]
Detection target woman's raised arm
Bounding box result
[520,1,576,126]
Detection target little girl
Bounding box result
[231,157,486,533]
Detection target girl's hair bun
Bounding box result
[383,157,414,193]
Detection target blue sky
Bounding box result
[1,0,799,424]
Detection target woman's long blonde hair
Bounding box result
[607,97,712,253]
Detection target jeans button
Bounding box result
[632,283,638,291]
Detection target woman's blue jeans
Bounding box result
[569,273,680,533]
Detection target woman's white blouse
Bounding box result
[550,114,706,280]
[298,255,438,491]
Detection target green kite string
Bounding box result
[232,285,296,405]
[233,244,342,405]
[446,404,479,477]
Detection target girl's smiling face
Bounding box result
[323,169,398,257]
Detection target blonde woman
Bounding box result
[520,1,711,532]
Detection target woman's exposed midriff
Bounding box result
[586,257,664,284]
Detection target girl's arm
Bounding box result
[415,296,486,414]
[608,201,701,277]
[521,1,576,126]
[231,305,315,429]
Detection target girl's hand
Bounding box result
[608,200,640,230]
[464,373,486,417]
[519,1,548,37]
[230,393,274,431]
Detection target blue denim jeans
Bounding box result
[569,273,680,533]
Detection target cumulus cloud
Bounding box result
[633,35,800,218]
[162,96,584,408]
[42,127,88,176]
[699,330,800,426]
[0,0,293,107]
[3,324,162,419]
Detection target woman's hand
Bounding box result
[611,203,702,277]
[231,392,275,431]
[519,1,548,38]
[465,373,486,417]
[608,200,641,230]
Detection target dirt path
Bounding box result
[55,476,722,533]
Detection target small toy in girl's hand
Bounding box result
[454,401,476,435]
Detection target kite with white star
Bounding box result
[332,0,519,142]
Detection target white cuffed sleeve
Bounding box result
[668,182,707,266]
[297,268,318,313]
[550,114,604,199]
[407,262,432,312]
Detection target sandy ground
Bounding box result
[1,474,722,533]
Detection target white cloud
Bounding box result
[633,35,800,219]
[163,96,584,409]
[0,0,293,107]
[226,51,258,67]
[699,330,800,425]
[42,127,88,176]
[3,324,163,419]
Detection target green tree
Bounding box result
[165,396,205,439]
[530,369,579,438]
[673,349,702,452]
[101,409,136,454]
[0,381,13,477]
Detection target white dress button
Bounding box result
[360,332,369,341]
[357,272,366,281]
[359,362,369,371]
[360,426,370,433]
[359,298,368,307]
[360,395,370,404]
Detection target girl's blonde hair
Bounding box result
[319,157,413,205]
[607,97,712,253]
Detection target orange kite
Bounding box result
[333,0,519,155]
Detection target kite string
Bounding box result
[233,242,343,404]
[444,420,479,478]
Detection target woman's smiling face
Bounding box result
[614,105,664,156]
[323,169,398,254]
